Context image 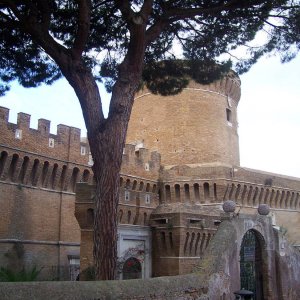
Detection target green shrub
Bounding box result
[0,266,41,282]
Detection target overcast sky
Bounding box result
[1,54,300,178]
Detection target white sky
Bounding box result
[0,55,300,178]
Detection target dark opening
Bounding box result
[122,257,142,280]
[240,230,264,300]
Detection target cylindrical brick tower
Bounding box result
[126,72,241,167]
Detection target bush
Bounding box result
[0,266,41,282]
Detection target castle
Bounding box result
[0,72,299,298]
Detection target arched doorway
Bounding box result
[240,230,264,300]
[122,257,142,280]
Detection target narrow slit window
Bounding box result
[226,108,232,125]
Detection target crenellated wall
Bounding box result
[0,106,91,165]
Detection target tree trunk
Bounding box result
[90,125,125,280]
[91,78,139,279]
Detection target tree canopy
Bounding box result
[1,1,299,97]
[0,0,299,280]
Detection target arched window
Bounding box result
[82,169,90,182]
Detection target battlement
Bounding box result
[0,106,90,164]
[121,143,161,179]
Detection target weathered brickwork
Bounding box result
[127,73,241,167]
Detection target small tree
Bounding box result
[0,1,299,280]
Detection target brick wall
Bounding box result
[126,74,241,167]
